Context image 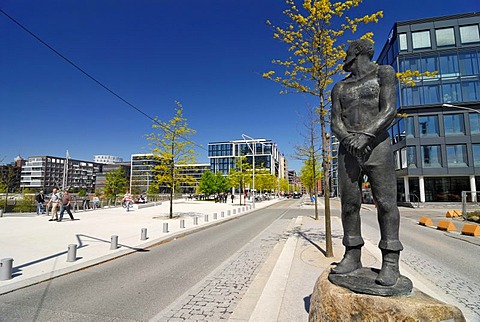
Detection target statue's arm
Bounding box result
[364,65,397,135]
[331,82,352,142]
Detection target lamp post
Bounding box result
[241,134,256,209]
[442,103,480,114]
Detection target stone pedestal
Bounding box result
[309,269,465,322]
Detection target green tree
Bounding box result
[104,167,129,201]
[215,172,230,194]
[227,156,252,205]
[198,171,216,196]
[264,0,383,257]
[147,102,197,218]
[294,105,322,220]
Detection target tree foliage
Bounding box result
[104,167,129,199]
[265,0,383,257]
[147,102,196,218]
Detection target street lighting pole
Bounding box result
[242,134,256,209]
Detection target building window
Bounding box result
[439,52,459,78]
[401,85,423,106]
[394,150,401,170]
[460,25,480,44]
[446,144,468,167]
[412,30,431,49]
[435,28,456,47]
[399,33,408,51]
[444,114,465,136]
[423,80,441,104]
[406,117,415,137]
[473,144,480,167]
[459,50,479,76]
[470,113,480,135]
[462,78,480,102]
[401,146,417,168]
[419,115,439,137]
[422,145,442,167]
[442,80,461,103]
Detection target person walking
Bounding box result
[47,188,60,221]
[58,191,75,222]
[35,190,45,215]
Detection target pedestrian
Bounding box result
[47,188,60,221]
[58,191,75,221]
[35,190,45,215]
[231,194,234,203]
[122,191,133,212]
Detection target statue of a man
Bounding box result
[330,39,402,286]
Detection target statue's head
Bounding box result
[343,39,374,72]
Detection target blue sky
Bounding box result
[1,0,478,171]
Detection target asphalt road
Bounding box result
[0,199,300,321]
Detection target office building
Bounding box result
[377,12,480,202]
[208,138,285,179]
[95,162,131,193]
[176,163,210,193]
[130,154,159,194]
[93,155,124,164]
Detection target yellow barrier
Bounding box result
[437,220,457,232]
[418,216,434,227]
[461,224,480,237]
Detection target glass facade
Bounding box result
[421,145,442,167]
[419,115,439,137]
[446,144,468,167]
[444,113,465,136]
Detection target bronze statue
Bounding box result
[330,39,403,287]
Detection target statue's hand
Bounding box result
[350,134,373,157]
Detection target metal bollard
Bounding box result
[111,235,118,250]
[242,207,245,212]
[238,208,241,213]
[141,228,148,240]
[0,258,14,280]
[204,214,209,222]
[180,219,185,228]
[213,213,217,220]
[227,210,231,216]
[163,223,169,233]
[194,216,199,225]
[221,211,224,218]
[233,209,236,214]
[0,209,3,217]
[67,244,77,262]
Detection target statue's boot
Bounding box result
[331,246,362,274]
[376,250,400,286]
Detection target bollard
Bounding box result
[0,209,3,217]
[180,219,185,228]
[141,228,148,240]
[205,214,209,222]
[111,235,119,250]
[163,223,169,233]
[233,209,236,214]
[213,213,217,220]
[238,208,241,213]
[242,207,245,212]
[67,244,77,262]
[221,211,224,218]
[0,258,14,280]
[194,216,199,225]
[227,210,231,216]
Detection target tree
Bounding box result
[264,0,383,257]
[1,166,20,212]
[147,102,196,219]
[294,105,322,220]
[104,167,129,201]
[227,156,252,205]
[198,171,216,196]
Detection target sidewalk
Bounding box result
[0,198,279,295]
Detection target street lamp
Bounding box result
[241,134,257,209]
[442,103,480,114]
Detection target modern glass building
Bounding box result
[208,138,286,179]
[377,12,480,202]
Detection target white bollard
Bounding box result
[111,235,118,250]
[180,219,185,228]
[141,228,148,240]
[163,223,169,233]
[213,213,217,220]
[227,210,231,216]
[221,211,225,218]
[67,244,77,262]
[0,258,13,280]
[204,214,209,222]
[194,216,199,225]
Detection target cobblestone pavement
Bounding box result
[402,249,480,320]
[156,218,293,321]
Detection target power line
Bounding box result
[0,8,206,151]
